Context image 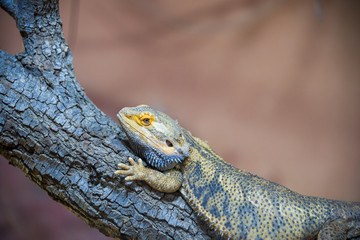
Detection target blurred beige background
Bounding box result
[1,0,360,239]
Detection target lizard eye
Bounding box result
[142,118,151,125]
[166,140,173,147]
[138,112,154,126]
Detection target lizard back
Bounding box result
[180,132,360,239]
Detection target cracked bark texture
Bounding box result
[0,0,218,239]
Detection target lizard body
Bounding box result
[115,105,360,239]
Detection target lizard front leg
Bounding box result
[115,157,183,193]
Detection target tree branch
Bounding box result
[0,0,216,239]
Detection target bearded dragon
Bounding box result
[115,105,360,239]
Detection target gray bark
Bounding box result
[0,0,217,239]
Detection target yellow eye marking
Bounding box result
[137,112,155,126]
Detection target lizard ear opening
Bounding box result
[166,140,173,147]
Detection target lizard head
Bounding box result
[117,105,190,171]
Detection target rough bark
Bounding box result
[0,0,217,239]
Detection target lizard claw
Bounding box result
[117,163,130,170]
[115,157,146,181]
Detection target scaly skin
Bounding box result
[115,105,360,239]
